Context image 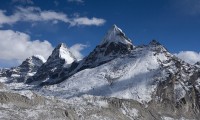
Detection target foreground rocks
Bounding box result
[0,88,196,120]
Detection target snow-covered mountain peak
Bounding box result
[0,55,45,82]
[25,43,77,84]
[147,40,169,54]
[47,43,76,64]
[101,24,133,46]
[74,25,135,71]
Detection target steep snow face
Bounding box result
[47,43,76,65]
[40,43,171,103]
[101,24,132,46]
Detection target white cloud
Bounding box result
[67,0,84,3]
[175,51,200,64]
[12,0,34,4]
[0,10,20,25]
[0,6,105,27]
[72,17,106,26]
[0,30,53,65]
[69,44,88,60]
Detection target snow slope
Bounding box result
[39,42,171,103]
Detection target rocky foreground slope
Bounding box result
[1,25,200,120]
[0,83,158,120]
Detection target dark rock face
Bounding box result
[195,62,200,68]
[18,56,45,73]
[26,43,76,84]
[80,41,134,69]
[82,24,134,67]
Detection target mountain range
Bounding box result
[0,25,200,120]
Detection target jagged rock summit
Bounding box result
[0,55,45,82]
[19,55,46,71]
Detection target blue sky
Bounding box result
[0,0,200,67]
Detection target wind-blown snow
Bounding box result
[33,55,46,63]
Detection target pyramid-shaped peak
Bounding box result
[47,43,76,64]
[101,24,133,45]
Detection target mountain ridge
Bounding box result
[1,24,200,119]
